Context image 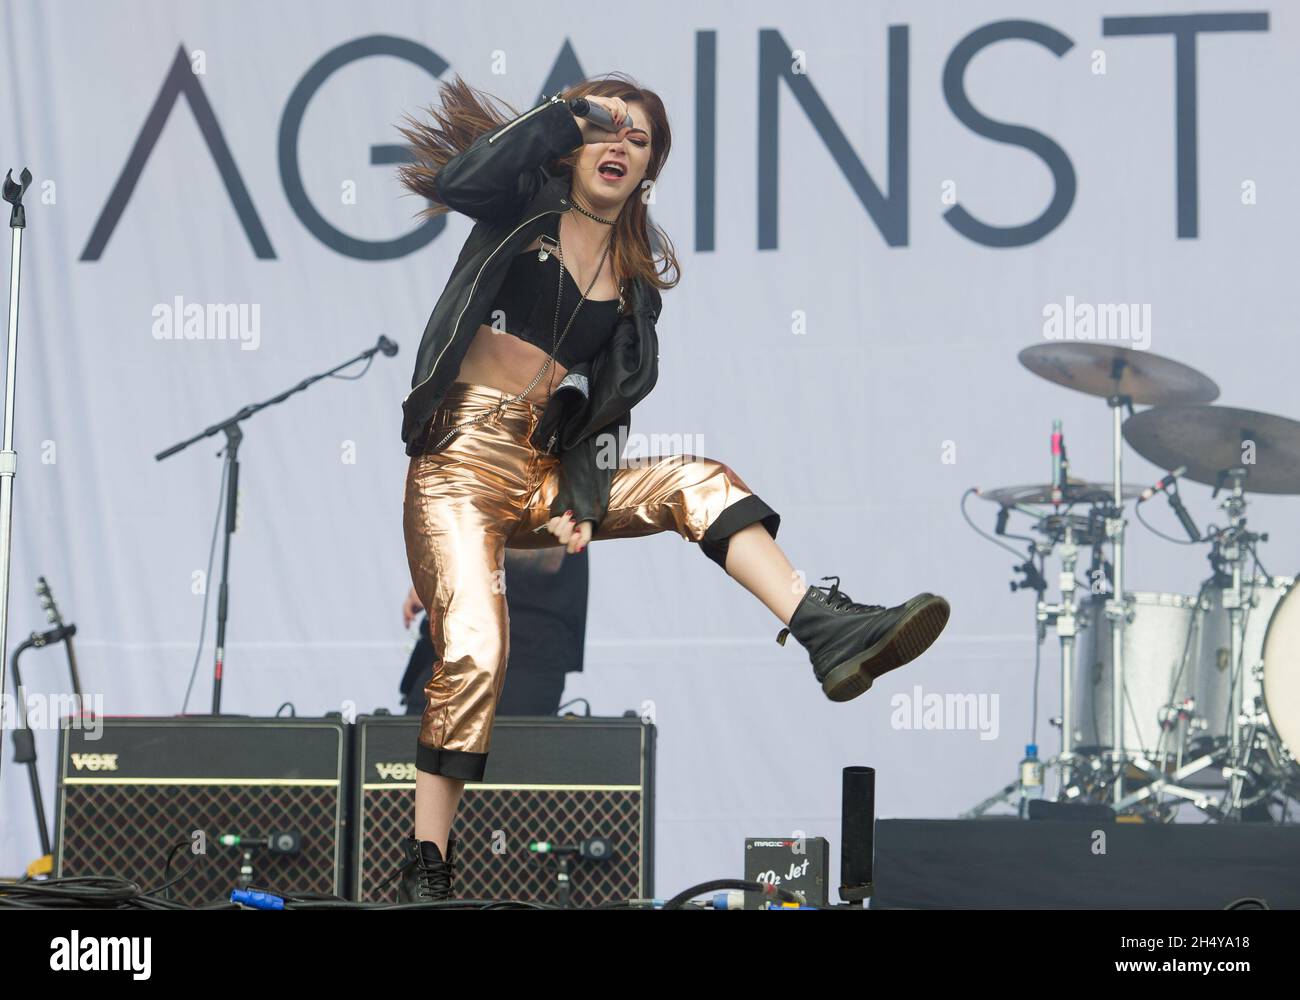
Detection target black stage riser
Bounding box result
[874,818,1300,909]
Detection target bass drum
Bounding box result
[1072,591,1201,765]
[1261,578,1300,790]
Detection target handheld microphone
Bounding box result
[568,97,634,134]
[1138,465,1188,503]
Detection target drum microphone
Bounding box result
[1137,466,1200,541]
[1137,466,1187,503]
[568,97,634,134]
[1050,420,1066,505]
[377,335,398,357]
[1167,492,1201,541]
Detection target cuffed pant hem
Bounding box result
[699,494,781,571]
[416,742,488,782]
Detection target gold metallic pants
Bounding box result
[403,381,781,781]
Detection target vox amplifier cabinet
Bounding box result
[354,714,655,906]
[55,716,348,905]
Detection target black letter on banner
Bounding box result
[695,30,718,253]
[1103,13,1269,239]
[82,45,274,260]
[757,26,909,249]
[281,35,449,260]
[942,20,1075,248]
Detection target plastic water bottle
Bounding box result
[1018,743,1044,818]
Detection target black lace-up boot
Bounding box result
[394,831,458,903]
[776,576,950,702]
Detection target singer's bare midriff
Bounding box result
[453,233,619,406]
[455,327,571,406]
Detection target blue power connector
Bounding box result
[230,888,285,910]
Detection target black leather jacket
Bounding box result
[401,93,663,529]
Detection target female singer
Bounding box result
[389,73,950,902]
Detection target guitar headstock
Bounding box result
[36,576,65,628]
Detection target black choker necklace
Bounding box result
[572,200,616,225]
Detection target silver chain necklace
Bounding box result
[431,224,619,451]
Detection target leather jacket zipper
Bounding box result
[487,94,565,145]
[403,205,567,407]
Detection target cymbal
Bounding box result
[1019,344,1219,405]
[1123,405,1300,495]
[980,479,1146,507]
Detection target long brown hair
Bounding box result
[396,73,680,293]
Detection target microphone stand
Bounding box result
[0,167,33,791]
[155,337,399,714]
[8,624,76,862]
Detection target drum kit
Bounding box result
[965,343,1300,823]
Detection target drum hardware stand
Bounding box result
[1157,697,1198,773]
[1215,691,1289,822]
[963,511,1055,817]
[1095,393,1164,803]
[964,505,1091,815]
[1118,472,1284,823]
[1113,751,1220,812]
[1211,468,1269,819]
[1105,387,1136,804]
[1037,519,1082,795]
[962,779,1023,818]
[1062,752,1111,799]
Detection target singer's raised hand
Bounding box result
[574,95,632,144]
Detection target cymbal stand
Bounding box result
[1215,469,1255,817]
[1105,387,1134,804]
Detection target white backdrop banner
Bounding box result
[0,0,1295,893]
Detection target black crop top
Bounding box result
[485,220,622,369]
